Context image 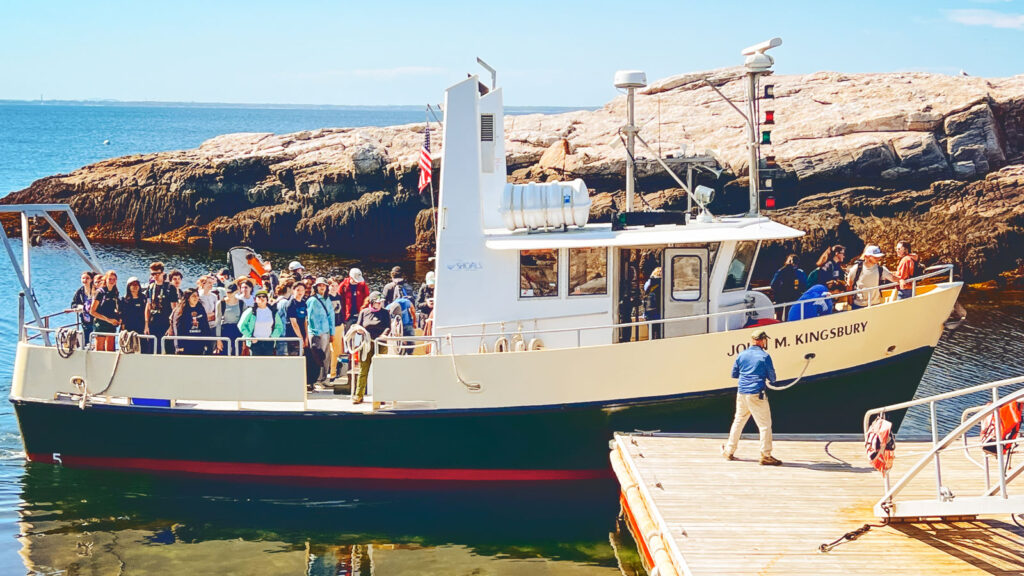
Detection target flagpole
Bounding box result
[425,108,439,256]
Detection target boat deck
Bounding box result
[611,433,1024,576]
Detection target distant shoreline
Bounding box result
[0,99,597,113]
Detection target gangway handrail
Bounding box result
[867,376,1024,519]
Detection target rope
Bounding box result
[117,330,141,354]
[56,327,79,359]
[445,334,481,392]
[823,441,852,467]
[767,353,815,391]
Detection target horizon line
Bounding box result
[0,98,599,111]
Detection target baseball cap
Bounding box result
[349,268,365,283]
[425,271,435,286]
[862,245,885,258]
[368,291,384,303]
[751,329,769,341]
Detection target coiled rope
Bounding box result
[56,327,79,359]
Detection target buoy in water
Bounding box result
[103,139,110,145]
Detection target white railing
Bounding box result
[21,264,958,360]
[377,264,958,356]
[864,375,1024,520]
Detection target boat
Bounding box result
[5,41,964,483]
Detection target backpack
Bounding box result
[218,299,244,322]
[912,259,926,279]
[398,282,412,301]
[807,267,820,287]
[848,259,865,289]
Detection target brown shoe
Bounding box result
[721,446,737,461]
[352,397,363,405]
[760,455,783,466]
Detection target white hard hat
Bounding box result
[288,261,304,271]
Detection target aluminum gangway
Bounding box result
[865,375,1024,523]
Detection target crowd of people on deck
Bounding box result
[69,258,437,397]
[766,240,922,322]
[636,240,923,336]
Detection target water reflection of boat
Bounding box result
[17,464,621,574]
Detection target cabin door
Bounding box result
[663,247,710,338]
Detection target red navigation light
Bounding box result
[764,110,775,124]
[765,196,776,209]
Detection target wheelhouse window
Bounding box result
[724,241,758,291]
[520,249,559,297]
[671,255,702,301]
[568,248,607,296]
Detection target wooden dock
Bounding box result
[610,433,1024,576]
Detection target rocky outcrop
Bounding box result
[4,69,1024,280]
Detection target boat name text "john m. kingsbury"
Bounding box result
[726,321,869,357]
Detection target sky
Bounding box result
[0,0,1022,107]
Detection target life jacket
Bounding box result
[865,415,896,473]
[981,400,1023,457]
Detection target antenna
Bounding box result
[613,70,647,212]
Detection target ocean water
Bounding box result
[0,102,584,195]
[0,104,1022,574]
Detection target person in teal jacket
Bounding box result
[239,290,285,356]
[308,278,336,383]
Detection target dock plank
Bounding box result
[614,434,1024,576]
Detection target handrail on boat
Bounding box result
[385,264,958,355]
[863,375,1024,519]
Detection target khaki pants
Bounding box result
[355,345,375,401]
[724,392,773,458]
[329,325,345,378]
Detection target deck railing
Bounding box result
[20,265,958,359]
[375,264,958,355]
[864,375,1024,520]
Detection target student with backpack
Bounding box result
[216,283,247,355]
[808,245,846,287]
[382,266,413,306]
[846,245,897,309]
[770,254,807,320]
[308,278,336,383]
[894,241,923,299]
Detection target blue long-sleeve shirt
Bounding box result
[731,345,776,394]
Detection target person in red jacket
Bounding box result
[339,268,370,332]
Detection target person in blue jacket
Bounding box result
[308,278,336,383]
[723,329,782,466]
[787,283,834,321]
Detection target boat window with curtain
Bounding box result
[568,247,607,296]
[520,249,559,297]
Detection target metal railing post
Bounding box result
[993,387,1009,498]
[930,401,943,499]
[18,292,25,342]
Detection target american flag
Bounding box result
[417,128,432,193]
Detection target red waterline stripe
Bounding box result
[27,453,610,482]
[619,491,656,571]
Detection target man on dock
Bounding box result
[723,330,783,466]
